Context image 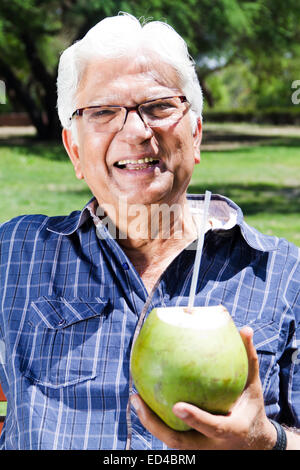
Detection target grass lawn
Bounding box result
[0,123,299,246]
[0,140,91,219]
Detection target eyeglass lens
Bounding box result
[81,97,188,133]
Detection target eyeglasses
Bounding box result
[71,96,190,133]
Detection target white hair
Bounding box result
[56,12,203,137]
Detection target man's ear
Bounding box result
[193,118,202,164]
[62,128,84,180]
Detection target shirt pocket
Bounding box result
[234,319,279,395]
[22,296,109,389]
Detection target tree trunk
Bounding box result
[21,35,62,140]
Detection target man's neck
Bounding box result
[118,195,196,246]
[116,199,198,291]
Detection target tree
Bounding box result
[0,0,126,139]
[0,0,299,139]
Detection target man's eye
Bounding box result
[90,108,117,119]
[145,102,175,115]
[154,101,174,109]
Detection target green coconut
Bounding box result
[131,305,248,431]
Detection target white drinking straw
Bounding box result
[188,190,212,308]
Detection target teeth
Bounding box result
[116,157,158,165]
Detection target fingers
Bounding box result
[172,402,230,440]
[130,394,233,449]
[131,394,167,433]
[130,394,208,449]
[131,394,182,445]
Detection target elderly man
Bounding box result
[0,13,299,450]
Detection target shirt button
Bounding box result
[122,262,129,270]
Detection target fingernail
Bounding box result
[173,405,188,419]
[130,395,140,411]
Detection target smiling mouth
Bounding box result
[114,157,160,170]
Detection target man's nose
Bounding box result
[118,110,153,142]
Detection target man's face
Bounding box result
[63,57,202,208]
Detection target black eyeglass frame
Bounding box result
[70,95,189,127]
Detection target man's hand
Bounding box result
[131,327,278,450]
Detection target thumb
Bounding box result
[239,326,260,387]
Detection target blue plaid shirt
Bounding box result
[0,194,299,450]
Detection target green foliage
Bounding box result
[204,107,300,125]
[0,0,300,137]
[206,42,300,111]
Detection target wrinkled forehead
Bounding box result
[76,52,183,102]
